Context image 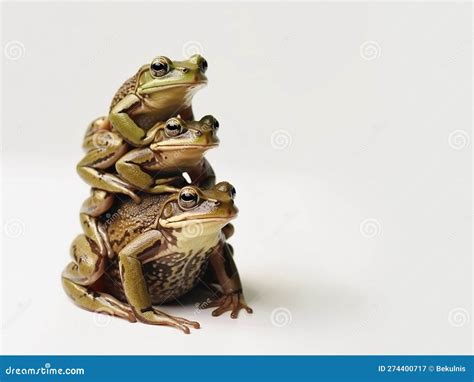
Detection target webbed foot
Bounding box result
[204,292,253,319]
[137,307,200,334]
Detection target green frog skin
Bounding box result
[62,182,252,334]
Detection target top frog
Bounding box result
[109,54,208,146]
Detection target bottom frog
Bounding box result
[62,182,252,334]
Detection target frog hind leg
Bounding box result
[77,130,140,202]
[62,278,136,322]
[62,234,136,322]
[118,230,200,333]
[78,189,114,257]
[80,188,114,217]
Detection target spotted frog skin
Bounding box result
[62,183,252,333]
[75,55,209,256]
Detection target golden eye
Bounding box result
[150,56,170,77]
[178,187,199,209]
[165,118,183,137]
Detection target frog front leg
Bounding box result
[77,129,140,202]
[115,148,182,194]
[118,230,200,333]
[62,234,136,322]
[109,94,158,147]
[204,241,253,318]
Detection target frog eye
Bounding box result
[230,186,236,200]
[178,187,200,209]
[150,57,170,77]
[165,118,183,137]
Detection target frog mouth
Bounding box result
[153,143,218,151]
[141,81,208,92]
[161,214,237,228]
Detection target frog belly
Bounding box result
[143,249,211,304]
[102,247,213,305]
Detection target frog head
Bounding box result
[136,54,208,108]
[159,182,238,240]
[150,115,219,167]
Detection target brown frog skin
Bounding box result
[62,182,252,334]
[76,55,208,257]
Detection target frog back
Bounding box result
[104,194,165,254]
[109,71,139,111]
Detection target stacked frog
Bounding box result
[61,54,252,334]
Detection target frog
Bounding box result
[115,114,219,195]
[62,182,252,333]
[76,54,209,255]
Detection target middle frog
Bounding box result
[115,115,219,194]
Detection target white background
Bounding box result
[1,2,472,354]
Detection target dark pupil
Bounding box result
[200,59,208,72]
[181,192,196,202]
[152,62,167,72]
[213,119,219,129]
[231,187,236,197]
[167,123,180,131]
